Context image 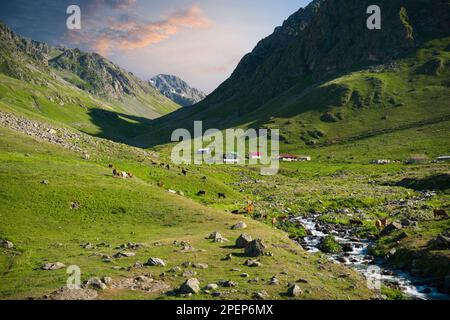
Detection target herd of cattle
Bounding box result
[106,161,448,229]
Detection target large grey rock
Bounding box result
[207,231,228,243]
[244,239,267,257]
[84,277,107,290]
[287,284,302,297]
[145,257,166,267]
[179,278,200,294]
[380,222,403,236]
[41,262,66,270]
[235,234,252,248]
[231,221,247,230]
[0,239,14,249]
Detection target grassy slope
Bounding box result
[0,126,374,300]
[131,38,450,152]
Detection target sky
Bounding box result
[0,0,311,93]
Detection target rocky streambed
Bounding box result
[292,214,450,300]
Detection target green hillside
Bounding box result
[0,22,179,143]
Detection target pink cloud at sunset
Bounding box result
[71,4,212,55]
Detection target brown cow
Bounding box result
[375,218,388,229]
[127,172,133,178]
[434,209,448,219]
[271,217,277,226]
[246,201,254,214]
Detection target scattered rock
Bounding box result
[231,221,247,230]
[182,270,197,277]
[132,261,144,269]
[193,263,209,269]
[380,222,403,236]
[205,283,218,291]
[179,278,200,294]
[240,273,249,278]
[0,239,14,249]
[222,253,233,261]
[253,291,269,300]
[244,239,267,257]
[235,234,252,248]
[41,262,65,270]
[287,284,302,297]
[243,259,262,267]
[113,252,136,259]
[84,277,107,290]
[169,266,182,273]
[207,232,228,243]
[145,257,166,267]
[342,243,353,252]
[82,242,94,250]
[219,280,237,287]
[269,277,279,285]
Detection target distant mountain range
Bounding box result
[150,74,206,107]
[0,21,179,142]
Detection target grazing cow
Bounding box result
[218,193,226,199]
[375,218,388,229]
[127,172,133,178]
[197,190,206,196]
[272,217,277,226]
[108,164,113,168]
[434,209,448,219]
[121,171,128,178]
[246,201,254,214]
[231,209,240,214]
[84,153,90,160]
[182,169,187,176]
[166,164,170,170]
[349,219,363,226]
[157,181,165,187]
[113,169,118,176]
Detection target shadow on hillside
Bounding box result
[86,108,155,146]
[382,174,450,191]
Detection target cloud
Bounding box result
[104,0,137,9]
[69,4,211,55]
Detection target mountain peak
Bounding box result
[150,74,206,107]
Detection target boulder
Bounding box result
[287,284,302,297]
[145,257,166,267]
[244,239,266,257]
[342,243,353,252]
[182,270,197,277]
[179,278,200,294]
[253,291,269,300]
[84,277,107,290]
[193,263,209,269]
[243,259,262,267]
[235,234,252,248]
[205,283,218,290]
[207,232,228,243]
[380,222,403,236]
[41,262,66,270]
[231,221,247,230]
[0,239,14,249]
[113,252,135,258]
